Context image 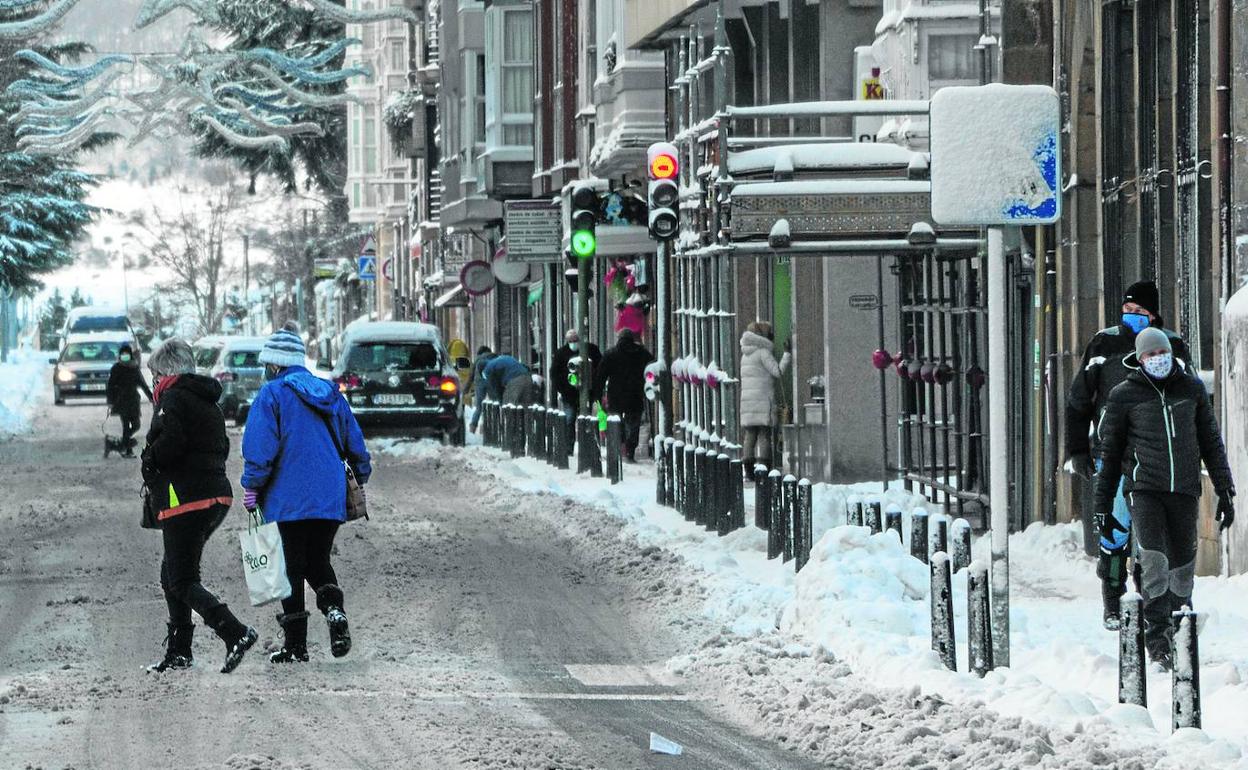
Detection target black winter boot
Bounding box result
[270,611,310,663]
[204,604,258,674]
[316,585,351,658]
[148,623,194,673]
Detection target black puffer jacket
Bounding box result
[1093,358,1234,512]
[106,362,152,419]
[592,337,654,414]
[1066,321,1190,458]
[549,342,601,407]
[141,374,233,525]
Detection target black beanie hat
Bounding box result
[1123,280,1160,318]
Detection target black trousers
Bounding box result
[278,519,343,616]
[619,409,643,459]
[161,503,240,637]
[115,405,141,448]
[1129,491,1199,650]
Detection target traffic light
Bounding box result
[570,182,598,260]
[647,142,679,240]
[568,355,583,387]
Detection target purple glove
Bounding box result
[242,488,258,511]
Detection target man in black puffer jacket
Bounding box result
[593,329,654,462]
[1094,328,1235,668]
[1066,280,1190,629]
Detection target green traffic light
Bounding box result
[571,229,596,259]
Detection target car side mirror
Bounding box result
[317,357,333,370]
[455,356,471,369]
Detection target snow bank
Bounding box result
[376,440,1248,768]
[0,348,51,439]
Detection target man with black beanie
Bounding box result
[1066,280,1191,630]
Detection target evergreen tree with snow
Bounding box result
[0,4,113,292]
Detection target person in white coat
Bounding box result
[739,321,790,476]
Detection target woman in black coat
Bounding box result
[105,342,152,456]
[142,338,257,674]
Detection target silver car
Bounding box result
[51,332,135,405]
[209,337,268,425]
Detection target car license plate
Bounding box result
[373,393,415,406]
[81,383,106,392]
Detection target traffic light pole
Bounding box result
[656,239,672,438]
[577,254,591,416]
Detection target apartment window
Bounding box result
[363,105,378,174]
[389,40,405,71]
[350,105,361,172]
[476,54,487,145]
[502,9,534,146]
[928,34,978,88]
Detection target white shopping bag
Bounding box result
[239,510,292,607]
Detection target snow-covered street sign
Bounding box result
[929,84,1061,226]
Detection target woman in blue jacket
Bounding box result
[241,322,372,663]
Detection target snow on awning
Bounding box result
[434,284,467,308]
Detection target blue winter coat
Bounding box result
[481,355,529,401]
[241,366,372,523]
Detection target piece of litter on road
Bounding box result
[649,732,683,756]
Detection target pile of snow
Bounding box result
[375,439,1248,767]
[0,347,51,439]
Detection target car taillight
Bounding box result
[336,374,361,392]
[429,375,458,395]
[215,371,235,383]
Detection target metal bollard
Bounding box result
[588,416,603,478]
[706,450,722,533]
[754,465,770,529]
[546,408,559,467]
[483,401,496,447]
[931,551,956,671]
[951,518,972,571]
[682,443,696,522]
[502,405,513,455]
[729,457,745,531]
[766,470,783,559]
[716,454,732,535]
[553,410,570,470]
[606,416,623,485]
[576,416,591,473]
[910,509,930,563]
[796,479,813,572]
[885,506,903,542]
[654,436,666,505]
[1172,608,1202,730]
[513,406,526,458]
[850,498,865,527]
[536,407,548,461]
[930,515,949,561]
[782,475,797,563]
[1118,592,1146,707]
[673,440,687,514]
[967,561,994,677]
[865,501,882,535]
[692,447,708,526]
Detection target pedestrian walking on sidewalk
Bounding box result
[593,329,653,462]
[106,342,152,456]
[739,322,791,477]
[241,322,372,663]
[1066,280,1192,630]
[141,338,258,674]
[1094,327,1235,669]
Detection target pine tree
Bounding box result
[0,4,113,293]
[191,0,350,223]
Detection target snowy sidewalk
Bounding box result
[377,438,1247,769]
[0,347,52,439]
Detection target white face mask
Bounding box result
[569,341,579,351]
[1142,353,1173,380]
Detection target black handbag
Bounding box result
[140,482,159,529]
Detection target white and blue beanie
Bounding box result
[259,320,306,368]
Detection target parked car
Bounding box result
[208,336,267,425]
[192,335,228,375]
[325,322,465,444]
[51,332,134,405]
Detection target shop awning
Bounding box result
[433,284,467,308]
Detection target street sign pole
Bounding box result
[987,225,1010,668]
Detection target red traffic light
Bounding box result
[647,142,679,180]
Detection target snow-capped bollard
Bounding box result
[796,479,813,572]
[673,440,687,514]
[865,501,882,534]
[782,475,798,563]
[754,465,771,529]
[655,437,670,505]
[1172,608,1202,730]
[706,452,722,533]
[606,416,623,485]
[967,561,994,677]
[716,454,732,535]
[513,406,527,458]
[731,458,746,531]
[1118,592,1146,707]
[951,518,972,572]
[554,410,571,470]
[850,498,865,527]
[682,443,696,521]
[910,509,930,563]
[885,505,903,542]
[767,469,783,559]
[930,515,949,561]
[575,416,592,473]
[693,447,709,526]
[483,401,497,447]
[930,551,956,671]
[528,406,543,460]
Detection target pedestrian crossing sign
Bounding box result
[357,255,376,280]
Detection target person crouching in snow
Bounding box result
[1094,327,1235,669]
[241,321,371,663]
[142,338,258,673]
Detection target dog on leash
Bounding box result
[103,434,136,458]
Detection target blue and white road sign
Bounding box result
[357,255,376,280]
